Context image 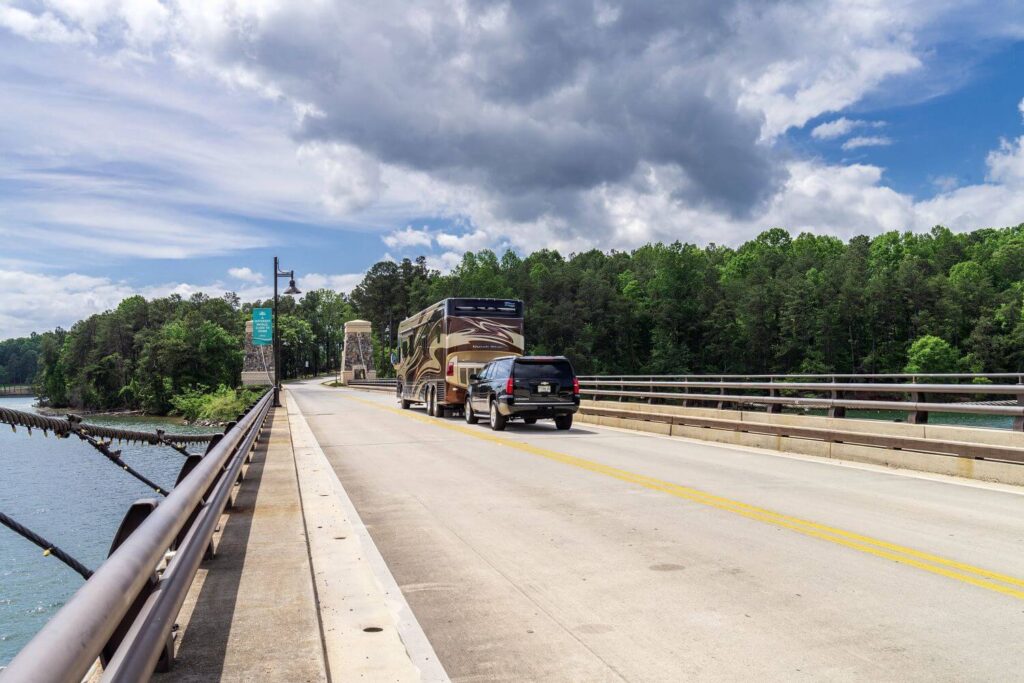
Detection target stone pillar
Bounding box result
[242,319,275,386]
[342,320,376,384]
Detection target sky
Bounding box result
[1,0,1023,339]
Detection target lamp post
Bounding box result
[273,256,301,407]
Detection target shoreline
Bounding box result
[31,404,217,426]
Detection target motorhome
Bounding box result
[395,298,525,416]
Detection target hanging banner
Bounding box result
[252,308,273,346]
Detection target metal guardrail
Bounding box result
[1,389,274,682]
[580,373,1024,381]
[346,378,398,392]
[0,384,32,396]
[579,376,1024,430]
[347,378,398,386]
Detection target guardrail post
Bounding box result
[204,434,223,454]
[103,499,175,673]
[1015,391,1024,432]
[907,391,929,424]
[767,386,782,414]
[828,390,846,418]
[716,385,727,410]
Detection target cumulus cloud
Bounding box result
[383,226,433,249]
[435,229,494,253]
[811,117,885,140]
[0,6,93,44]
[1019,96,1024,123]
[914,138,1024,230]
[812,117,859,140]
[301,272,364,293]
[984,136,1024,185]
[228,267,263,284]
[297,142,384,216]
[0,270,265,338]
[0,266,366,338]
[842,135,893,150]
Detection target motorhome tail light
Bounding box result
[446,360,455,377]
[573,377,580,395]
[505,377,514,394]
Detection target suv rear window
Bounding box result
[513,360,574,383]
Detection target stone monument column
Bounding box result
[342,320,376,384]
[242,319,275,386]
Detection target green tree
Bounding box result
[904,335,961,375]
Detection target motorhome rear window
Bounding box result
[447,298,523,317]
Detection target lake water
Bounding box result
[0,396,215,667]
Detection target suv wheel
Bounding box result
[465,400,477,424]
[489,400,507,431]
[554,414,573,430]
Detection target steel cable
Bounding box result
[70,430,170,496]
[0,512,93,580]
[0,406,217,446]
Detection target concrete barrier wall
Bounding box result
[579,402,1024,486]
[580,400,1024,446]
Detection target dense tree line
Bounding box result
[0,335,41,385]
[5,224,1024,413]
[21,290,353,414]
[352,225,1024,377]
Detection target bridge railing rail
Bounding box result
[1,389,274,682]
[577,374,1024,430]
[348,377,398,386]
[346,378,398,392]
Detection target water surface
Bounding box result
[0,396,214,666]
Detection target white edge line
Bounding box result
[286,391,451,683]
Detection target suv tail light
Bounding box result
[573,377,580,395]
[505,377,514,394]
[446,360,455,377]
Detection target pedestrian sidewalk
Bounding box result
[157,406,327,681]
[158,394,446,681]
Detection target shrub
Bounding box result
[170,385,264,422]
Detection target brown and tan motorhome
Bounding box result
[395,298,524,416]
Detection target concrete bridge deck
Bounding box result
[169,377,1024,681]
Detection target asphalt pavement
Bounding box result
[288,378,1024,682]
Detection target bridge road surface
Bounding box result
[288,378,1024,682]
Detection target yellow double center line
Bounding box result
[342,392,1024,601]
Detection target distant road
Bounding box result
[289,378,1024,682]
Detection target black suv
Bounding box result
[465,356,580,431]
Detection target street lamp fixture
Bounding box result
[273,256,301,407]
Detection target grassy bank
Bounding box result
[170,385,267,423]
